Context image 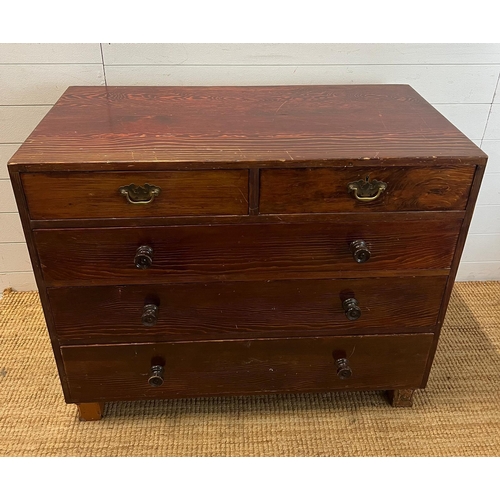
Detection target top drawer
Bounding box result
[260,166,475,214]
[21,170,249,220]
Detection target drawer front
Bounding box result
[49,276,447,344]
[22,170,249,219]
[260,166,475,214]
[61,334,434,402]
[35,218,461,286]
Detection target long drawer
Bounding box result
[35,217,462,286]
[22,170,249,219]
[49,276,447,344]
[61,333,434,402]
[260,166,475,214]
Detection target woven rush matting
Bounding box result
[1,282,499,456]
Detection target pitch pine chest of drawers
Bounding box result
[8,85,487,420]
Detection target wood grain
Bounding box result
[48,276,447,344]
[27,210,465,230]
[77,402,104,421]
[422,164,486,386]
[34,217,462,286]
[5,83,487,411]
[22,170,249,219]
[8,171,72,397]
[260,166,475,213]
[8,86,486,169]
[61,334,434,402]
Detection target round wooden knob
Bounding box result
[148,365,164,387]
[135,245,153,269]
[343,297,361,321]
[350,240,371,263]
[336,358,352,380]
[142,304,159,326]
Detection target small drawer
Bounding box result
[49,276,447,344]
[22,170,249,220]
[61,333,434,402]
[34,216,461,286]
[260,166,475,214]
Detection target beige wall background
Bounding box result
[1,43,499,292]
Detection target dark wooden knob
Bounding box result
[343,297,361,321]
[350,240,371,263]
[135,245,153,269]
[336,358,352,380]
[148,365,164,387]
[142,304,159,326]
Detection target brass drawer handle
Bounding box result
[348,177,387,202]
[119,183,161,204]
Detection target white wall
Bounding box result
[1,43,499,292]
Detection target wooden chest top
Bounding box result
[8,85,486,170]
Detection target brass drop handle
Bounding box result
[336,358,352,380]
[348,177,387,202]
[148,365,165,387]
[119,183,161,204]
[142,304,159,326]
[343,297,361,321]
[135,245,154,269]
[350,240,371,263]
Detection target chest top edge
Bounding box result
[7,84,487,169]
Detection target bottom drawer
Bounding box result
[61,334,434,402]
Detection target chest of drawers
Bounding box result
[8,85,487,420]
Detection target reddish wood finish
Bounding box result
[27,210,465,230]
[6,85,487,414]
[260,166,475,213]
[421,163,488,387]
[387,389,415,407]
[8,171,72,397]
[61,334,434,402]
[48,276,447,344]
[34,217,462,287]
[8,86,486,169]
[77,402,104,421]
[22,170,249,220]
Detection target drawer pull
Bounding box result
[119,183,161,204]
[350,240,371,263]
[343,297,361,321]
[348,177,387,201]
[134,245,154,269]
[148,365,165,387]
[142,304,159,326]
[335,358,352,380]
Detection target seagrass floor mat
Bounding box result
[1,282,499,456]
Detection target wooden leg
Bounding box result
[77,402,104,421]
[387,389,415,407]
